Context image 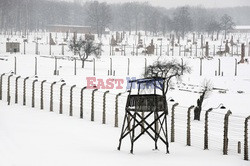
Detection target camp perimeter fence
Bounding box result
[0,73,249,161]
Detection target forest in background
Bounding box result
[0,0,249,35]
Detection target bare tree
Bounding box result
[206,18,221,40]
[172,7,193,39]
[220,14,235,39]
[118,3,133,34]
[85,1,112,37]
[69,37,102,68]
[147,8,161,36]
[194,80,213,121]
[144,59,191,96]
[190,7,212,33]
[161,14,171,36]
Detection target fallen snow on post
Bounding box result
[0,102,247,166]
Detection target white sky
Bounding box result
[71,0,250,8]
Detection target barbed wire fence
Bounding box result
[0,73,249,161]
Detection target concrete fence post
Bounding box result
[59,83,66,114]
[244,116,250,160]
[103,91,109,124]
[235,58,237,76]
[223,110,232,155]
[238,141,241,154]
[218,58,221,76]
[0,73,5,100]
[15,76,21,103]
[54,57,58,75]
[7,74,13,103]
[190,45,192,57]
[50,81,57,112]
[127,58,130,76]
[171,103,179,142]
[91,89,98,121]
[187,105,195,146]
[200,58,203,76]
[31,79,38,108]
[205,42,209,57]
[40,80,46,110]
[24,41,26,54]
[23,77,29,106]
[110,58,112,76]
[195,44,198,57]
[74,58,77,76]
[213,45,215,56]
[109,43,111,56]
[204,108,213,150]
[93,58,95,76]
[115,93,122,127]
[80,87,87,119]
[14,57,17,74]
[35,57,37,75]
[69,85,76,116]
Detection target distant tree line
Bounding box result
[0,0,247,37]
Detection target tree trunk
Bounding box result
[82,60,85,68]
[194,106,201,121]
[194,92,205,121]
[224,29,227,40]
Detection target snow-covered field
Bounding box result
[0,32,250,165]
[0,102,248,166]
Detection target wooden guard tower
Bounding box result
[117,77,169,154]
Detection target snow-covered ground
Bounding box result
[0,32,250,165]
[0,101,248,166]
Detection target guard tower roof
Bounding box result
[128,77,166,84]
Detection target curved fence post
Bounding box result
[50,81,57,112]
[0,73,5,100]
[31,79,38,108]
[244,116,250,160]
[15,76,21,103]
[80,87,87,119]
[23,77,29,106]
[59,83,66,114]
[40,80,46,110]
[204,108,213,150]
[223,110,232,155]
[7,74,13,103]
[187,105,195,146]
[171,103,179,142]
[91,89,98,121]
[103,90,109,124]
[115,93,122,127]
[69,85,76,116]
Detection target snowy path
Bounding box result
[0,101,248,166]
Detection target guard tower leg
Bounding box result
[130,112,137,154]
[117,113,128,150]
[154,111,159,150]
[165,111,170,153]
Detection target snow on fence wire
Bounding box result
[0,73,249,161]
[0,73,128,128]
[168,103,250,161]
